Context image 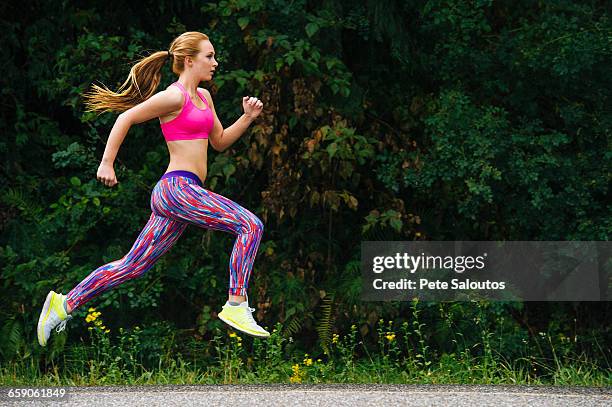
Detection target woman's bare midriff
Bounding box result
[164,139,208,184]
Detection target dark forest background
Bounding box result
[0,0,609,370]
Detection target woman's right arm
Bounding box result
[100,115,132,166]
[97,87,183,187]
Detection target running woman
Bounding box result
[37,31,270,346]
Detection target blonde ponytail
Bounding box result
[82,31,210,115]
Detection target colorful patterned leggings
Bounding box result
[66,170,264,312]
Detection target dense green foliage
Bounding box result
[0,0,609,379]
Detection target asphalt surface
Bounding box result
[1,384,610,406]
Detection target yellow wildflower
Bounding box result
[88,307,96,312]
[385,333,396,342]
[85,311,101,322]
[86,313,99,323]
[105,329,110,333]
[289,364,302,383]
[332,333,340,344]
[229,332,237,338]
[303,358,313,366]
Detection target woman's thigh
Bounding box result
[151,179,263,235]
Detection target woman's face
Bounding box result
[188,40,218,81]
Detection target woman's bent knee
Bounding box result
[242,215,264,236]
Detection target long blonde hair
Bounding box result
[82,31,210,115]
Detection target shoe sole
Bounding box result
[37,291,54,347]
[218,313,270,338]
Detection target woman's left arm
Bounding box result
[200,88,262,152]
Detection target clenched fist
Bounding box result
[97,162,118,187]
[243,95,263,119]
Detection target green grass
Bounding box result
[2,353,608,386]
[1,314,609,387]
[1,342,608,386]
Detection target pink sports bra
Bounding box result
[160,81,214,141]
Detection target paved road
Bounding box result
[2,384,610,406]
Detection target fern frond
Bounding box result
[0,317,22,360]
[1,188,43,219]
[317,292,335,356]
[282,315,304,338]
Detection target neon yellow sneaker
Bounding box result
[217,294,270,338]
[37,291,72,347]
